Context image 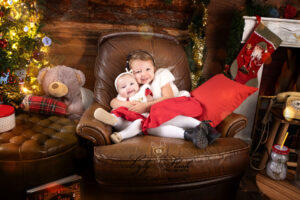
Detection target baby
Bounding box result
[113,71,153,104]
[94,71,152,143]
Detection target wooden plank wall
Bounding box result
[43,0,192,91]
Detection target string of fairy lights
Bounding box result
[0,0,52,107]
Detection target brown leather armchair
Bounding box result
[76,32,250,199]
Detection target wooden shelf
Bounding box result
[256,170,300,200]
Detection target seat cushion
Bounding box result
[0,113,78,160]
[94,135,249,188]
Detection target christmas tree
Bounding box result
[0,0,51,107]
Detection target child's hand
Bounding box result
[110,98,139,109]
[129,102,148,114]
[126,101,139,108]
[146,95,154,102]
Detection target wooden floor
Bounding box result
[256,170,300,200]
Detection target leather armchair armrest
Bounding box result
[216,113,248,138]
[76,102,112,146]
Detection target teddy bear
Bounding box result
[37,65,94,119]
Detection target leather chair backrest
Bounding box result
[94,32,191,109]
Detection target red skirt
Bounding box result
[111,107,146,121]
[111,97,204,134]
[142,96,204,133]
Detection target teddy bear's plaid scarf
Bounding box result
[21,95,67,115]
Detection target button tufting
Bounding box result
[0,113,78,161]
[9,135,26,146]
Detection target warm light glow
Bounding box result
[40,46,48,53]
[12,43,17,49]
[11,31,16,36]
[21,86,30,94]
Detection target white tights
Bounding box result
[148,115,201,139]
[115,115,201,140]
[117,119,143,140]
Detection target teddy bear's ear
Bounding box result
[37,67,50,84]
[74,69,86,87]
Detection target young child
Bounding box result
[94,71,152,143]
[110,50,220,149]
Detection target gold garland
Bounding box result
[189,2,208,89]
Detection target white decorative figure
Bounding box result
[0,71,10,84]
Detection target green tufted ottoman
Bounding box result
[0,113,79,199]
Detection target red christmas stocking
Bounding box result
[230,17,282,86]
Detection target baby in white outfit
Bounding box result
[94,72,152,143]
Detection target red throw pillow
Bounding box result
[191,74,257,127]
